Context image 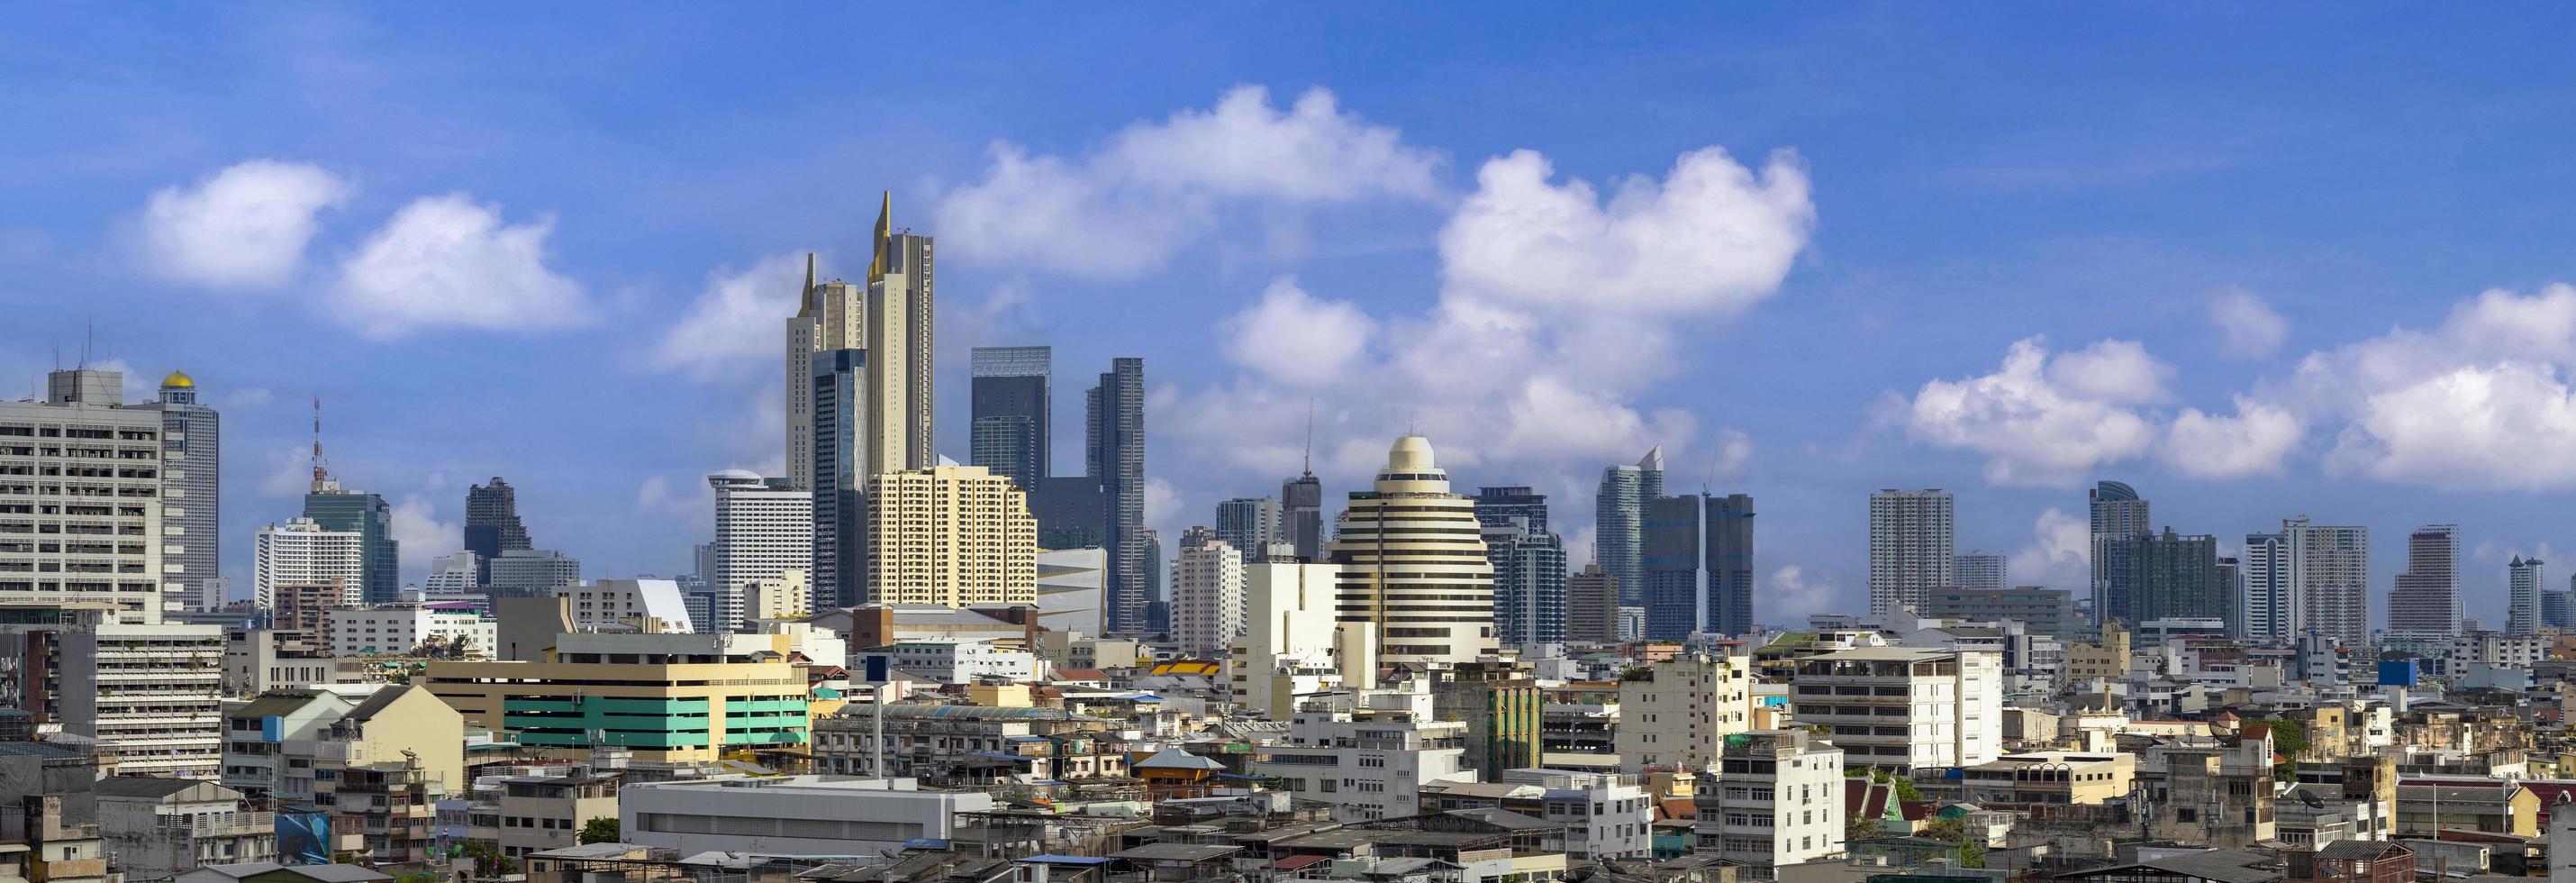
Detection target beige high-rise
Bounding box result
[864,465,1035,607]
[785,193,934,490]
[1330,435,1494,667]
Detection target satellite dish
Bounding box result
[2298,789,2324,810]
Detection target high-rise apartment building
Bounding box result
[1695,730,1846,876]
[1168,528,1246,657]
[2090,480,2152,625]
[141,371,219,611]
[2286,518,2371,645]
[862,465,1036,608]
[1643,494,1755,639]
[0,603,223,776]
[2123,528,2229,625]
[1955,551,2007,591]
[1567,565,1621,645]
[2240,532,2292,644]
[1867,489,1954,616]
[253,517,364,607]
[1789,647,2002,769]
[0,368,168,624]
[464,477,531,583]
[2387,524,2461,638]
[1283,469,1324,563]
[1594,448,1664,606]
[1331,435,1494,666]
[1215,497,1282,562]
[969,346,1049,492]
[2510,557,2547,636]
[1087,358,1147,634]
[810,347,866,605]
[1473,486,1551,534]
[2549,576,2576,632]
[1484,515,1567,648]
[783,196,934,489]
[303,487,397,605]
[708,470,813,634]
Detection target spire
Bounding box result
[867,190,892,285]
[1302,399,1315,478]
[310,396,331,493]
[794,251,819,318]
[1638,445,1664,473]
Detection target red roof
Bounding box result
[1846,778,1893,820]
[1055,669,1109,680]
[1274,855,1330,870]
[1657,797,1695,822]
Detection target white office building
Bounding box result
[1695,730,1846,878]
[1788,647,2001,769]
[857,640,1039,684]
[0,605,222,774]
[555,578,695,633]
[708,470,812,634]
[1169,533,1246,658]
[253,517,364,608]
[423,551,482,596]
[1421,769,1654,860]
[622,775,990,856]
[1248,688,1476,823]
[0,369,172,624]
[324,603,495,657]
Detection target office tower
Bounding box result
[1142,528,1165,631]
[485,549,582,595]
[1594,447,1664,605]
[1642,493,1755,639]
[2122,528,2228,625]
[304,487,398,605]
[2089,480,2152,625]
[1955,551,2007,591]
[1483,516,1567,648]
[2240,532,2292,643]
[1867,488,1954,616]
[783,196,935,488]
[2510,557,2546,636]
[1331,434,1494,666]
[255,516,365,607]
[1087,358,1147,635]
[861,464,1037,608]
[0,368,168,624]
[1169,527,1247,657]
[1283,470,1325,563]
[969,346,1049,491]
[142,370,219,610]
[2548,576,2576,631]
[1473,486,1550,533]
[464,477,532,583]
[1215,497,1283,562]
[2387,524,2462,637]
[2285,518,2371,645]
[0,605,222,775]
[809,348,866,606]
[1566,565,1621,644]
[708,470,813,634]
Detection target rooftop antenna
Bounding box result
[1302,400,1315,477]
[310,396,331,493]
[79,319,92,370]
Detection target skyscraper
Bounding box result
[2089,480,2151,625]
[1215,497,1283,562]
[2285,518,2370,645]
[1566,565,1621,645]
[1473,487,1550,533]
[464,477,531,583]
[810,348,866,606]
[1168,527,1247,657]
[1087,358,1147,635]
[1594,447,1664,605]
[2387,524,2461,638]
[1867,489,1954,616]
[1331,434,1495,666]
[254,517,364,607]
[2240,532,2293,643]
[1283,470,1324,563]
[2549,575,2576,632]
[2508,556,2545,636]
[969,346,1050,492]
[862,465,1036,608]
[784,195,934,488]
[1954,552,2007,591]
[0,368,168,624]
[1641,493,1755,639]
[2123,528,2228,625]
[143,370,220,611]
[304,486,398,605]
[1483,515,1567,648]
[708,470,813,634]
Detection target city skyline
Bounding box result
[14,7,2576,627]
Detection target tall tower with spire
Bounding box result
[785,194,934,490]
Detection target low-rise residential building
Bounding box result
[1615,651,1754,770]
[858,639,1042,684]
[1248,688,1476,823]
[619,776,993,856]
[1420,768,1653,859]
[812,703,1127,781]
[494,770,622,859]
[2396,782,2538,837]
[1694,729,1843,878]
[222,629,364,695]
[1786,646,2002,769]
[221,686,465,801]
[97,778,276,880]
[323,758,440,866]
[1952,751,2136,815]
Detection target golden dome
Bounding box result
[160,370,195,388]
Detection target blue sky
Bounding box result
[8,5,2576,626]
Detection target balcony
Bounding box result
[158,811,276,836]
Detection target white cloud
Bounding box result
[2209,287,2290,359]
[1143,477,1181,536]
[1495,377,1698,467]
[1707,428,1755,481]
[2008,507,2091,592]
[1764,565,1843,620]
[1220,278,1376,388]
[390,494,461,578]
[936,85,1443,278]
[257,445,318,498]
[1897,337,2163,487]
[652,252,810,378]
[139,159,350,288]
[226,387,277,410]
[637,475,710,520]
[334,194,587,337]
[2287,284,2576,489]
[1438,147,1812,316]
[2045,339,2173,404]
[2163,397,2302,478]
